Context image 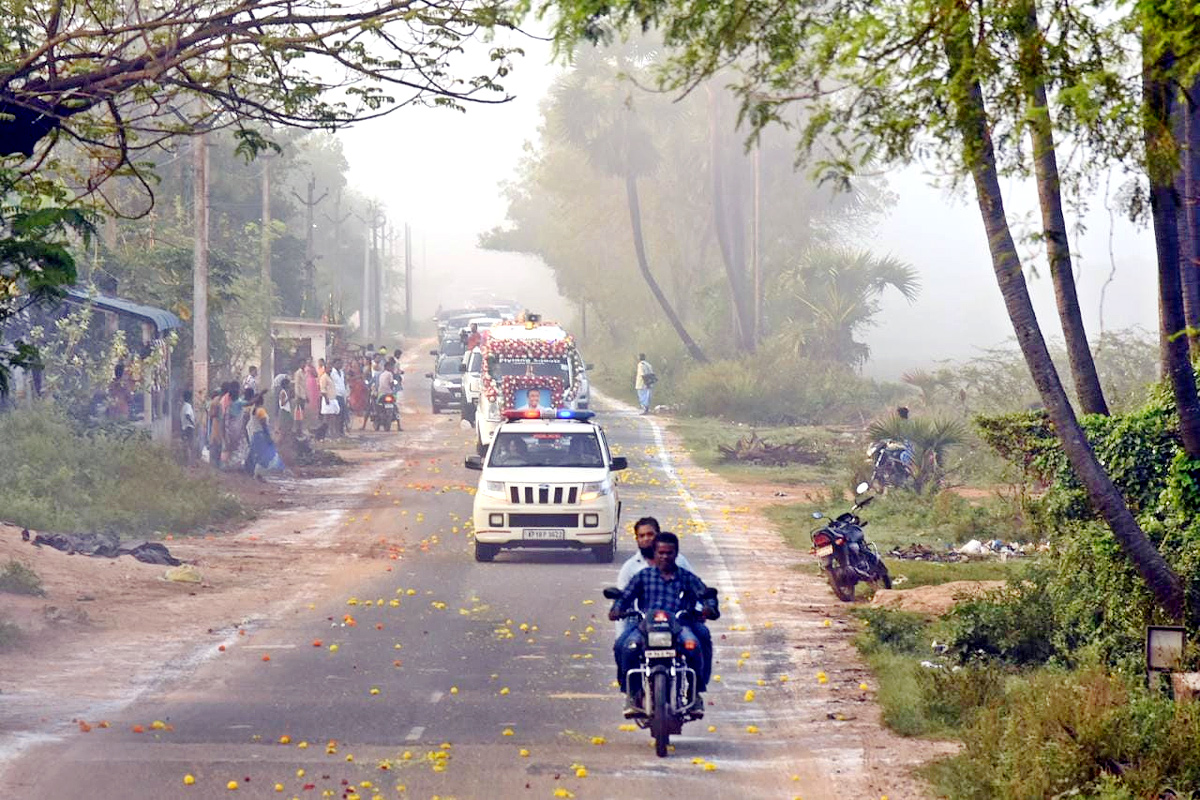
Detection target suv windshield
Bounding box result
[436,358,461,377]
[489,430,605,468]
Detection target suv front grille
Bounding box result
[509,512,579,527]
[508,485,579,505]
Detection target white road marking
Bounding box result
[405,726,425,741]
[249,644,297,649]
[429,690,444,704]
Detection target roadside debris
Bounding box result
[888,539,1045,562]
[717,431,826,466]
[29,531,182,566]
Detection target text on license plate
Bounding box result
[815,545,834,557]
[645,649,676,659]
[523,529,565,540]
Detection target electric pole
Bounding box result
[192,129,209,411]
[404,223,413,336]
[260,159,273,384]
[292,176,327,316]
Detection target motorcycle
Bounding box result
[372,393,400,431]
[602,585,719,758]
[868,439,914,490]
[810,482,891,601]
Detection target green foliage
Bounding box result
[675,348,906,424]
[944,579,1059,666]
[927,670,1200,800]
[0,560,45,596]
[0,406,242,536]
[0,617,21,651]
[855,607,928,654]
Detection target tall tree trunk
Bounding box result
[1146,45,1200,459]
[707,86,756,352]
[1017,0,1109,415]
[625,173,708,363]
[946,34,1185,620]
[1182,85,1200,356]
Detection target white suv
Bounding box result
[465,410,626,563]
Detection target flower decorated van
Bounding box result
[471,319,589,455]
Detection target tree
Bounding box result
[529,46,707,361]
[537,0,1188,618]
[771,246,919,368]
[1011,0,1109,416]
[0,0,520,173]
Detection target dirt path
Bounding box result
[656,418,957,798]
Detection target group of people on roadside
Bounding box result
[178,365,278,478]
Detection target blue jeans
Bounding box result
[637,388,651,411]
[616,624,707,694]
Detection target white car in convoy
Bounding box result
[465,409,626,563]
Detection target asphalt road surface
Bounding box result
[1,375,827,799]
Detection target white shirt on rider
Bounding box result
[615,550,694,635]
[377,370,394,397]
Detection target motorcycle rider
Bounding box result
[613,518,711,709]
[609,531,716,718]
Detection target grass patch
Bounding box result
[0,560,45,596]
[0,406,243,536]
[888,559,1026,589]
[0,617,22,651]
[669,416,850,485]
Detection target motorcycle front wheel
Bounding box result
[651,672,670,757]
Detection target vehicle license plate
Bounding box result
[815,545,835,557]
[523,529,565,540]
[645,649,676,659]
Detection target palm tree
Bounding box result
[773,246,919,367]
[550,47,708,362]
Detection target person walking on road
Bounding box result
[206,389,225,468]
[635,353,655,415]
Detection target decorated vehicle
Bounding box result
[464,409,627,563]
[471,319,589,455]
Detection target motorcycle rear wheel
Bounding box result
[829,566,857,602]
[651,672,670,757]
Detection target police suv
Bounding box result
[465,409,626,563]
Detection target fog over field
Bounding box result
[338,35,1155,374]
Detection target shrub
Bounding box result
[927,669,1200,800]
[0,406,243,536]
[944,578,1058,666]
[0,560,45,596]
[0,617,21,651]
[855,607,928,654]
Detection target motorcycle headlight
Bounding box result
[647,631,673,648]
[482,480,505,498]
[580,480,611,502]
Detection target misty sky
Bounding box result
[338,35,1157,376]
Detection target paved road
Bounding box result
[1,375,815,799]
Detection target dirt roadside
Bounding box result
[654,420,958,799]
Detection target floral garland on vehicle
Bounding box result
[480,326,579,404]
[498,375,566,409]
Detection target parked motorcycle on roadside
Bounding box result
[602,585,719,757]
[868,439,914,491]
[810,482,891,601]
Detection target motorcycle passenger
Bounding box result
[608,531,716,718]
[613,519,706,702]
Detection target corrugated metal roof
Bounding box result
[64,288,182,335]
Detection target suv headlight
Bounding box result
[647,631,673,648]
[580,480,611,502]
[482,480,506,498]
[433,378,450,390]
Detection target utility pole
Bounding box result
[292,176,327,316]
[404,223,413,336]
[192,129,210,412]
[369,210,387,343]
[260,159,273,385]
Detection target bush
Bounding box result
[944,578,1058,666]
[0,560,45,596]
[0,617,21,651]
[855,607,928,654]
[927,669,1200,800]
[0,406,243,536]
